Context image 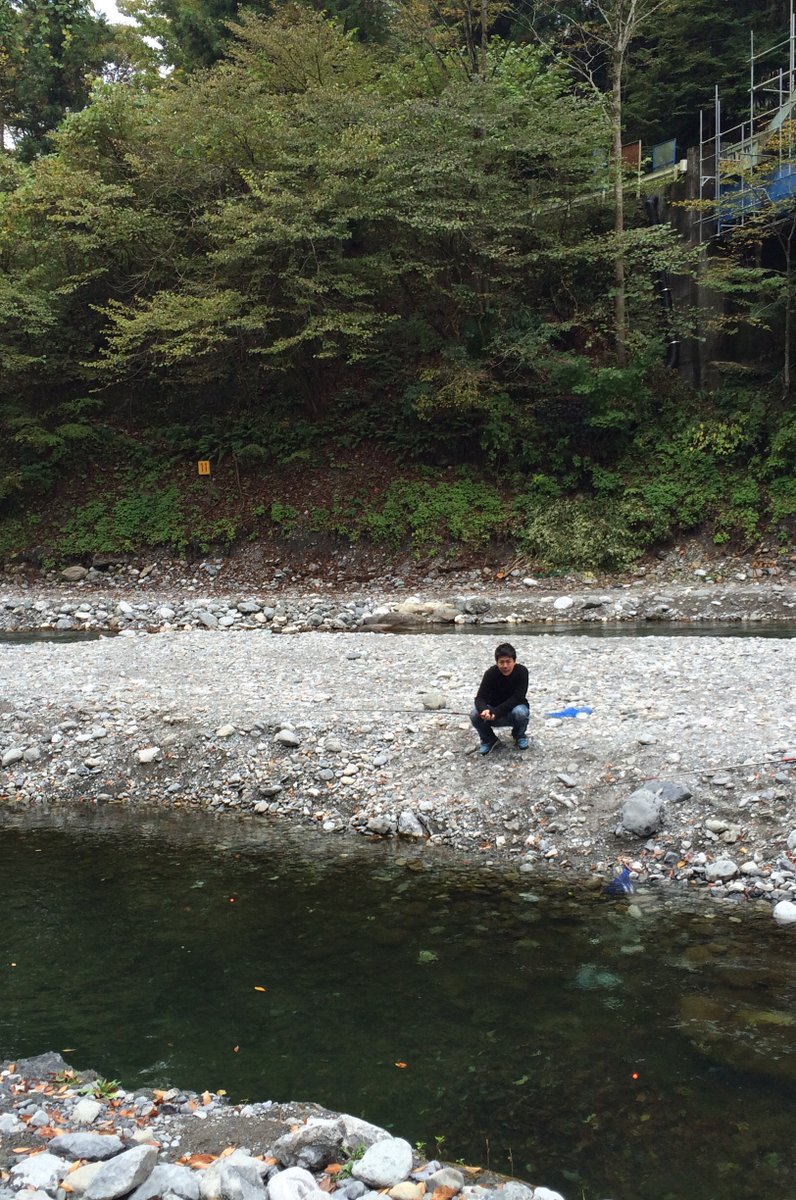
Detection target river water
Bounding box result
[1,807,795,1200]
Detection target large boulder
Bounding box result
[351,1138,413,1188]
[617,788,664,837]
[84,1146,159,1200]
[49,1133,125,1161]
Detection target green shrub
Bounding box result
[514,494,649,571]
[362,479,508,553]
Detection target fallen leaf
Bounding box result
[394,1062,408,1069]
[187,1100,198,1112]
[233,1045,240,1053]
[324,1164,343,1175]
[318,1176,335,1193]
[201,1092,212,1106]
[181,1154,217,1169]
[462,1167,482,1176]
[254,986,266,993]
[219,1148,237,1159]
[431,1187,458,1200]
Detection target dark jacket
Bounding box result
[474,663,529,719]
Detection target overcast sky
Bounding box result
[92,0,137,24]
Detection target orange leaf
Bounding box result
[187,1100,198,1112]
[254,986,266,993]
[181,1154,217,1169]
[324,1165,343,1175]
[219,1148,237,1159]
[394,1062,408,1069]
[201,1092,212,1106]
[431,1187,458,1200]
[462,1167,482,1176]
[153,1090,168,1103]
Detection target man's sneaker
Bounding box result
[479,741,497,755]
[516,736,530,750]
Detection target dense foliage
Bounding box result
[0,0,794,568]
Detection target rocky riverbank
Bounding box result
[2,568,796,917]
[0,1054,566,1200]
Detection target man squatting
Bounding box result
[470,642,530,755]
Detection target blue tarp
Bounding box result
[719,160,796,228]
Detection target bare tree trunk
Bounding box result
[612,44,626,366]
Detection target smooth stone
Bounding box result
[61,566,89,581]
[773,900,796,925]
[137,747,161,764]
[495,1186,535,1200]
[275,730,301,747]
[420,690,447,710]
[389,1186,425,1200]
[267,1167,322,1200]
[352,1138,413,1188]
[705,859,739,882]
[216,725,236,738]
[428,1169,465,1192]
[66,1162,107,1194]
[1,748,24,767]
[553,596,574,611]
[84,1146,160,1200]
[130,1164,200,1200]
[0,1113,24,1134]
[49,1133,125,1161]
[200,1151,267,1200]
[10,1154,70,1191]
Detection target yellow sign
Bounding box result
[197,460,211,476]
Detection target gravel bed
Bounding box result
[2,589,796,915]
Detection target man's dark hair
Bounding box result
[494,642,517,661]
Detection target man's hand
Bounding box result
[480,708,494,721]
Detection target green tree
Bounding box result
[2,0,119,158]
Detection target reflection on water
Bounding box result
[1,807,795,1200]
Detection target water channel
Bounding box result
[2,806,796,1200]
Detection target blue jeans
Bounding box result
[470,704,529,744]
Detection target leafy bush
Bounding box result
[514,493,649,571]
[362,479,508,552]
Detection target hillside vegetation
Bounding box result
[1,0,795,570]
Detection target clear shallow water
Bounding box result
[2,808,796,1200]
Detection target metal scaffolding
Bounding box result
[697,1,796,241]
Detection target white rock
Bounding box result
[553,596,574,611]
[705,859,739,882]
[73,1098,103,1125]
[773,900,796,925]
[1,747,24,766]
[352,1137,413,1188]
[11,1153,70,1191]
[137,746,161,763]
[275,729,300,747]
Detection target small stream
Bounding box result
[2,807,795,1200]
